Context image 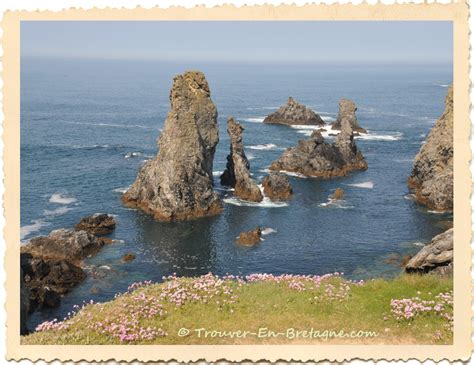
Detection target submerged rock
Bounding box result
[75,213,116,235]
[262,173,293,201]
[21,229,104,264]
[123,71,222,221]
[263,97,325,126]
[237,227,262,245]
[122,253,136,263]
[331,188,344,200]
[269,119,367,177]
[408,86,453,212]
[220,118,263,202]
[405,228,453,275]
[332,99,367,133]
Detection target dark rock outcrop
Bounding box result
[20,268,30,335]
[332,99,367,133]
[220,118,263,202]
[263,97,325,126]
[262,173,293,201]
[405,228,453,275]
[20,252,86,312]
[21,229,104,265]
[408,86,453,212]
[237,227,262,245]
[269,119,367,177]
[75,213,116,235]
[123,71,222,221]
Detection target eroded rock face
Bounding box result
[263,97,325,126]
[237,227,262,245]
[220,118,263,202]
[20,252,86,312]
[123,71,222,221]
[269,119,367,177]
[408,86,453,212]
[262,173,293,201]
[21,229,104,264]
[332,99,367,133]
[405,228,453,275]
[75,213,116,235]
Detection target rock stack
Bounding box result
[220,118,263,202]
[269,118,367,177]
[332,98,366,133]
[123,71,223,221]
[263,97,325,126]
[408,86,453,212]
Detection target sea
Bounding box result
[21,58,453,327]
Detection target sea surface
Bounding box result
[21,58,452,327]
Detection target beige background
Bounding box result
[3,3,471,361]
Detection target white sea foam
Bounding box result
[321,116,336,122]
[428,210,445,214]
[438,84,450,87]
[404,194,415,200]
[63,121,157,130]
[213,170,224,177]
[279,170,308,179]
[248,143,280,150]
[43,206,74,217]
[319,198,354,209]
[247,153,256,160]
[113,186,130,193]
[49,193,77,205]
[124,151,143,158]
[242,117,265,123]
[412,242,425,247]
[20,220,50,241]
[261,227,277,235]
[345,181,374,189]
[356,133,402,141]
[99,265,112,270]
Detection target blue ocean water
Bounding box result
[21,58,452,327]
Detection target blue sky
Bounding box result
[21,21,452,65]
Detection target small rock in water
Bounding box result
[237,227,262,245]
[262,173,293,201]
[331,188,345,200]
[122,253,136,263]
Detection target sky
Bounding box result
[21,21,453,65]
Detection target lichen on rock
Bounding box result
[123,71,223,221]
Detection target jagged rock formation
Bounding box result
[332,99,367,133]
[263,97,325,126]
[270,118,367,177]
[123,71,223,221]
[262,173,293,200]
[405,228,453,275]
[408,86,453,212]
[75,213,116,235]
[220,118,263,202]
[237,227,262,245]
[21,229,105,265]
[21,252,86,312]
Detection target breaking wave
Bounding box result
[345,181,374,189]
[49,193,77,205]
[248,143,280,150]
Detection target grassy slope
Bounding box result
[22,274,452,345]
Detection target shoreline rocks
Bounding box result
[408,86,453,212]
[269,118,367,178]
[123,71,223,221]
[75,213,116,235]
[404,228,453,275]
[263,97,325,126]
[332,99,367,133]
[220,118,263,202]
[237,227,262,245]
[262,173,293,201]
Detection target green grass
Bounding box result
[22,274,453,345]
